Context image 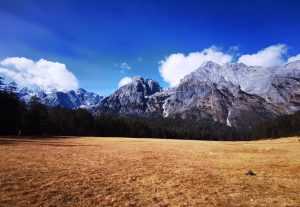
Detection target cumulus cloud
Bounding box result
[287,54,300,63]
[159,46,233,87]
[118,76,132,88]
[0,57,78,91]
[238,44,287,67]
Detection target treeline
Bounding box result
[252,111,300,139]
[0,77,299,140]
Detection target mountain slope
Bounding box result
[18,87,103,110]
[96,61,300,128]
[97,77,161,116]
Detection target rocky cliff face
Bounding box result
[97,77,161,116]
[145,68,277,128]
[262,61,300,114]
[96,61,300,128]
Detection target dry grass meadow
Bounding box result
[0,136,300,207]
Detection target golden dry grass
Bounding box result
[0,136,300,207]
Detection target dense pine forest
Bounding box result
[0,77,299,140]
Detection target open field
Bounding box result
[0,137,300,207]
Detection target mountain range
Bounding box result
[18,87,103,110]
[18,60,300,128]
[97,60,300,128]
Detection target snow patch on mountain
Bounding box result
[17,87,103,110]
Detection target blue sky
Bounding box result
[0,0,300,95]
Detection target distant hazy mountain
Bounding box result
[18,87,103,110]
[96,61,300,128]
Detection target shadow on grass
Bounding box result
[0,136,98,147]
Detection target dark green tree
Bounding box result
[74,108,94,135]
[22,96,48,135]
[0,77,23,135]
[0,90,23,135]
[47,107,75,135]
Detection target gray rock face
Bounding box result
[262,61,300,114]
[97,77,162,116]
[18,87,103,110]
[151,77,277,128]
[96,61,300,128]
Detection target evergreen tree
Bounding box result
[74,108,94,135]
[0,78,23,135]
[0,90,23,135]
[22,96,48,135]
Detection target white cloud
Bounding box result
[120,62,131,70]
[159,46,233,87]
[118,76,132,88]
[114,62,131,72]
[287,54,300,63]
[238,44,287,67]
[0,57,79,91]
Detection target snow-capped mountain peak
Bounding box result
[17,87,103,110]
